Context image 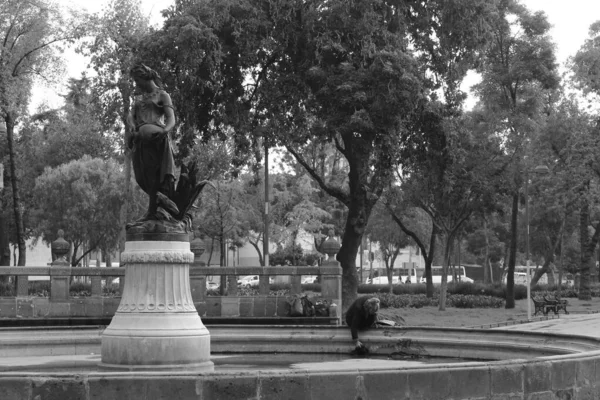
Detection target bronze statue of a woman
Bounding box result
[127,63,179,221]
[126,63,209,233]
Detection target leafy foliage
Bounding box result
[32,156,125,266]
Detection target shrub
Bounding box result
[374,293,434,308]
[447,294,504,308]
[29,281,50,296]
[0,281,15,297]
[103,282,121,297]
[269,244,304,266]
[370,292,505,309]
[358,283,428,295]
[302,283,321,292]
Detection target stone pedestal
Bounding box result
[100,240,213,371]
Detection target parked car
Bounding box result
[237,275,260,287]
[366,276,400,285]
[206,281,220,290]
[301,275,318,284]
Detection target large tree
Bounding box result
[81,0,150,249]
[0,0,86,265]
[473,1,559,308]
[365,202,410,294]
[570,20,600,299]
[33,156,125,266]
[143,0,497,307]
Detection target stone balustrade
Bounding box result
[0,263,343,323]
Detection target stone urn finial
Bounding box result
[321,229,340,260]
[51,229,70,263]
[190,232,206,261]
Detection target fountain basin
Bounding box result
[0,324,599,399]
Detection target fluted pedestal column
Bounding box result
[100,240,213,371]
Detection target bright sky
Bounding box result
[35,0,600,112]
[31,0,174,112]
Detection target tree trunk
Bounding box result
[0,190,10,269]
[505,192,519,309]
[119,84,133,253]
[531,257,552,286]
[0,163,7,271]
[579,199,592,300]
[424,225,438,298]
[207,237,214,266]
[249,235,264,267]
[438,233,454,311]
[219,237,227,296]
[483,219,490,284]
[5,114,26,266]
[387,247,400,294]
[337,197,371,311]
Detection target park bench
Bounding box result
[543,294,569,315]
[532,295,569,316]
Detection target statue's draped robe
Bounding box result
[130,90,176,196]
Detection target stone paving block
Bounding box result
[32,298,51,317]
[576,358,595,386]
[221,297,240,317]
[144,377,200,400]
[552,359,577,391]
[525,362,553,395]
[206,298,222,316]
[363,370,410,400]
[0,378,30,400]
[308,372,358,400]
[239,297,253,317]
[259,372,310,400]
[200,375,259,400]
[491,395,524,400]
[492,364,524,395]
[32,377,87,400]
[89,377,149,400]
[445,366,491,399]
[49,301,71,317]
[275,296,288,316]
[527,392,557,400]
[0,299,16,318]
[553,388,575,399]
[594,358,600,383]
[102,298,119,317]
[16,298,33,318]
[265,297,277,316]
[194,301,207,317]
[253,296,267,317]
[406,368,453,400]
[575,385,597,400]
[69,299,86,317]
[84,298,103,317]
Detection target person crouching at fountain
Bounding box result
[345,297,380,355]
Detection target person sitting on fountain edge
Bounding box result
[345,296,380,350]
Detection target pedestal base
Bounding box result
[100,240,213,371]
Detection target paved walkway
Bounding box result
[496,313,600,338]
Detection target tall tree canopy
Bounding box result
[472,0,559,307]
[0,0,86,265]
[33,156,124,266]
[144,0,498,307]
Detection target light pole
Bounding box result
[525,164,549,321]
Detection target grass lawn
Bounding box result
[377,297,600,328]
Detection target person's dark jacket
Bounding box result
[345,296,377,340]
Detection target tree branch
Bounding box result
[286,145,350,205]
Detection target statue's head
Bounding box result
[130,63,162,87]
[364,297,380,316]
